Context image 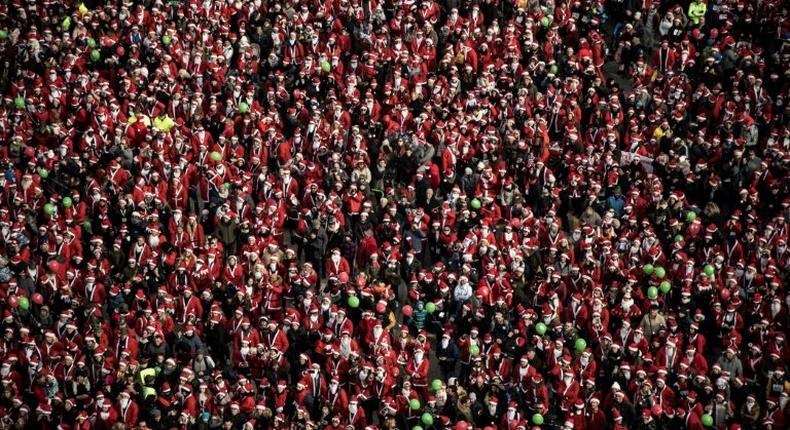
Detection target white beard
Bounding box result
[100,411,110,420]
[349,405,357,415]
[373,328,383,339]
[119,398,130,409]
[340,338,352,357]
[332,256,341,264]
[621,299,634,310]
[441,338,449,348]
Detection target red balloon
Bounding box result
[455,422,469,430]
[338,272,349,283]
[376,302,386,314]
[47,260,60,272]
[32,293,44,305]
[7,296,19,309]
[402,305,413,317]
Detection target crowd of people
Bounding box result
[0,0,788,429]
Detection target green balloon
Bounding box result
[348,296,360,308]
[162,35,172,46]
[654,267,666,279]
[210,151,222,161]
[414,427,423,430]
[62,17,72,31]
[535,322,547,335]
[321,60,331,72]
[674,234,684,243]
[38,168,48,178]
[87,38,96,48]
[701,414,713,427]
[660,281,671,294]
[686,211,697,222]
[238,102,249,113]
[18,297,29,311]
[421,413,433,426]
[43,203,56,215]
[425,302,436,314]
[469,344,480,356]
[409,398,421,410]
[575,338,587,352]
[704,264,715,277]
[643,264,654,275]
[550,64,558,74]
[91,49,100,62]
[62,196,73,208]
[532,413,544,425]
[431,379,443,391]
[470,198,481,210]
[14,97,25,109]
[0,30,8,39]
[541,16,550,27]
[647,287,658,300]
[82,220,92,231]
